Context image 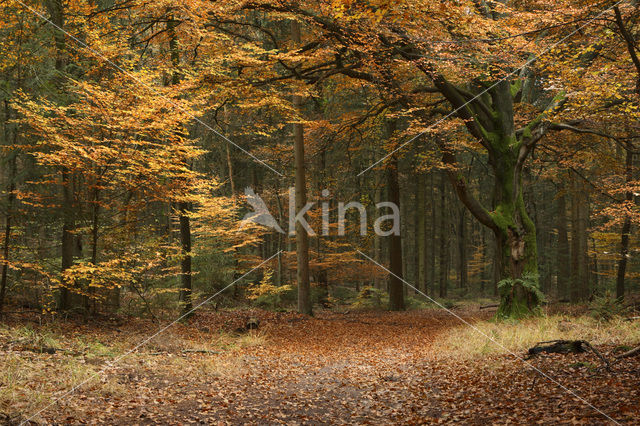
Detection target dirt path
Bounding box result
[24,310,640,424]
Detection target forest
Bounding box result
[1,0,640,424]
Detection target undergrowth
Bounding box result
[442,314,640,358]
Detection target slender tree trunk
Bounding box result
[45,0,80,310]
[87,186,100,314]
[0,102,16,313]
[570,175,582,302]
[373,164,384,289]
[167,14,193,316]
[416,173,426,293]
[480,228,488,295]
[458,208,468,291]
[439,171,448,298]
[275,183,284,286]
[387,154,404,311]
[556,185,570,301]
[428,172,436,296]
[580,189,590,298]
[616,148,634,300]
[224,107,236,198]
[178,202,193,313]
[291,17,312,315]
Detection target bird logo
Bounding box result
[241,187,284,233]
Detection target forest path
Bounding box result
[31,309,638,424]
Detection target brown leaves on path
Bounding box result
[4,309,639,424]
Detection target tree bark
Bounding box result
[167,14,193,317]
[431,78,541,317]
[178,202,193,314]
[438,171,448,298]
[556,184,570,301]
[0,102,16,313]
[291,17,312,315]
[458,207,468,291]
[224,106,236,198]
[616,148,634,301]
[387,154,404,311]
[570,175,589,302]
[416,172,427,293]
[428,172,436,296]
[45,0,81,311]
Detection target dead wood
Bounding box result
[527,339,611,370]
[616,345,640,360]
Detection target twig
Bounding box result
[182,349,221,354]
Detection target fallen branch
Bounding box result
[616,345,640,360]
[19,345,58,354]
[479,303,499,310]
[182,349,220,354]
[624,316,640,322]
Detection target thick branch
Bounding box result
[440,146,497,231]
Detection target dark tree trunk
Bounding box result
[45,0,81,311]
[178,202,193,315]
[570,175,589,302]
[387,154,404,311]
[438,171,448,298]
[458,208,468,291]
[0,102,16,313]
[428,172,437,296]
[616,148,634,301]
[416,172,426,293]
[166,15,194,317]
[556,185,570,301]
[87,187,100,314]
[291,17,312,315]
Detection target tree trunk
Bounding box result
[416,173,426,293]
[458,207,468,291]
[432,78,541,318]
[87,186,100,314]
[166,15,194,317]
[570,175,589,302]
[291,17,312,315]
[484,146,539,317]
[556,184,570,301]
[178,202,193,315]
[428,172,436,296]
[580,189,590,297]
[373,167,384,289]
[0,102,16,313]
[224,106,236,198]
[45,0,81,311]
[438,172,448,298]
[616,148,634,301]
[387,154,404,311]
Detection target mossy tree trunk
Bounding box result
[428,76,561,318]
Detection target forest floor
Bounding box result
[1,307,639,425]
